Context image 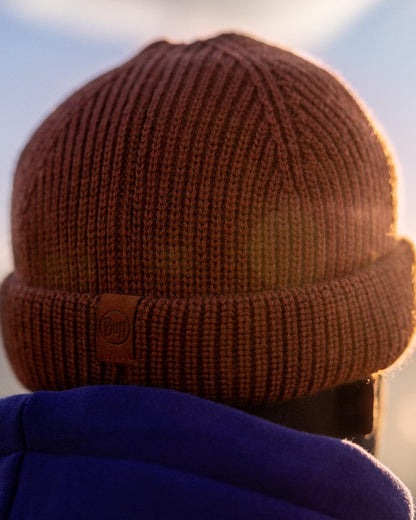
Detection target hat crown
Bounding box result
[12,32,396,298]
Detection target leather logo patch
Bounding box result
[96,294,141,363]
[99,310,130,344]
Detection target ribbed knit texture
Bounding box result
[1,32,415,405]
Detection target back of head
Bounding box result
[1,32,415,407]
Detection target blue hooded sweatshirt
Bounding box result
[0,384,413,519]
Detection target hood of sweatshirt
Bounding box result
[0,384,413,520]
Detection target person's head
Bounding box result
[1,32,415,451]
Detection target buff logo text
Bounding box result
[99,310,130,345]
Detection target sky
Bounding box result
[4,0,382,48]
[1,0,416,493]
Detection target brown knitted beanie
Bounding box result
[1,31,415,405]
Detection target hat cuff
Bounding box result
[1,238,415,405]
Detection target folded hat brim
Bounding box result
[1,238,415,405]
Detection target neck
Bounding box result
[233,376,379,456]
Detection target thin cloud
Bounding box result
[3,0,383,49]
